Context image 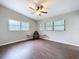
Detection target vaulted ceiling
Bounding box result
[0,0,79,20]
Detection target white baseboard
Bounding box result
[0,38,79,48]
[47,39,79,47]
[0,39,27,46]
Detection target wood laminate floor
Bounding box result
[0,39,79,59]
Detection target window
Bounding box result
[21,22,30,31]
[39,21,53,31]
[9,20,20,31]
[45,21,53,30]
[39,23,45,30]
[9,20,30,31]
[54,20,65,31]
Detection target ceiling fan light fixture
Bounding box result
[36,11,41,16]
[29,0,48,16]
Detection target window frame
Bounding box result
[8,19,30,31]
[39,21,53,31]
[54,20,65,31]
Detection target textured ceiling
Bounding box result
[0,0,79,20]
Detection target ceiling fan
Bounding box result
[29,2,48,16]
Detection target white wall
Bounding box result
[38,10,79,46]
[0,5,36,45]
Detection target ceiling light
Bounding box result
[29,0,48,16]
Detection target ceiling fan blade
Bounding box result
[36,5,44,11]
[36,6,39,11]
[41,11,47,13]
[29,7,35,11]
